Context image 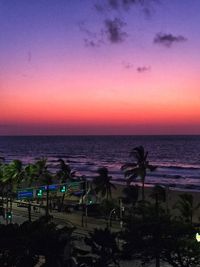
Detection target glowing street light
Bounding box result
[196,233,200,242]
[36,189,43,197]
[60,185,67,193]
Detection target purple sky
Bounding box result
[1,0,200,135]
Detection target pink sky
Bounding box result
[1,0,200,135]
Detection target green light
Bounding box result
[6,211,12,219]
[36,189,43,197]
[60,185,67,193]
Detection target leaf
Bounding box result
[148,165,157,171]
[121,163,137,170]
[124,169,137,178]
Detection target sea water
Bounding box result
[0,135,200,190]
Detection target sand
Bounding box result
[106,182,200,223]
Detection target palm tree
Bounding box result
[23,162,41,222]
[122,185,139,207]
[32,158,53,220]
[0,155,5,164]
[0,163,6,218]
[121,146,156,202]
[24,162,39,188]
[81,228,120,267]
[174,193,200,224]
[57,159,76,182]
[93,167,116,200]
[0,162,5,199]
[2,160,25,222]
[56,159,76,211]
[150,185,166,216]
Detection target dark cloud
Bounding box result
[84,38,103,48]
[154,32,187,47]
[78,21,104,48]
[105,18,127,43]
[137,66,151,73]
[142,7,153,18]
[94,4,105,13]
[78,21,97,39]
[121,0,141,8]
[108,0,119,9]
[107,0,156,10]
[122,61,133,69]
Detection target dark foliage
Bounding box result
[0,217,75,267]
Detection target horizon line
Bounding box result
[1,134,200,137]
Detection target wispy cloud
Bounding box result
[122,61,133,69]
[78,21,97,39]
[84,38,103,48]
[105,18,127,43]
[154,32,187,47]
[107,0,157,10]
[78,21,104,48]
[137,66,151,73]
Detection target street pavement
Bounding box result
[1,201,119,236]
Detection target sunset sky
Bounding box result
[1,0,200,135]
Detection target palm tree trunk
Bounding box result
[6,192,9,224]
[9,195,12,218]
[156,254,160,267]
[46,185,49,220]
[142,179,145,220]
[9,184,13,223]
[60,192,66,211]
[155,219,160,267]
[142,179,145,202]
[28,200,31,222]
[155,230,160,267]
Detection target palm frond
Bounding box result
[147,164,157,171]
[126,175,138,185]
[121,163,137,170]
[111,183,117,190]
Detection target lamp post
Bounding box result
[119,198,124,229]
[196,233,200,242]
[81,180,88,227]
[108,208,116,228]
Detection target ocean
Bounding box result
[0,135,200,191]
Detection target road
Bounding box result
[0,201,120,236]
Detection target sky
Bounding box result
[1,0,200,135]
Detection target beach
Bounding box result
[103,182,200,222]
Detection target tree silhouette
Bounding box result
[93,167,116,200]
[31,158,53,220]
[0,217,75,267]
[121,146,156,202]
[77,228,120,267]
[56,159,77,211]
[174,193,200,224]
[2,160,25,223]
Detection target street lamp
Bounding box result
[196,233,200,242]
[108,208,116,228]
[119,198,125,229]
